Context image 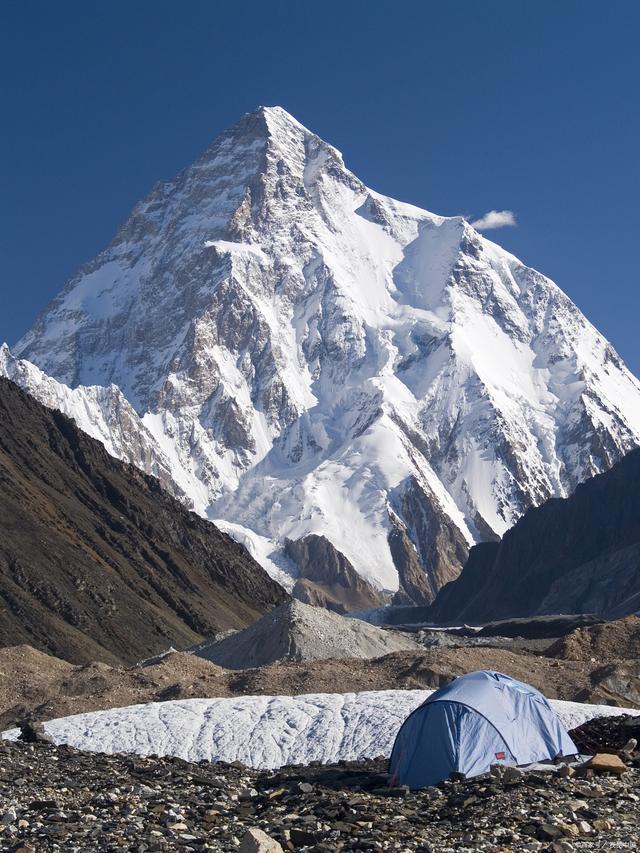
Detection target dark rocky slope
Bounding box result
[430,448,640,624]
[0,378,286,665]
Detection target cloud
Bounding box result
[470,210,517,231]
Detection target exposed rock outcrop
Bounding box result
[284,535,387,613]
[389,477,469,604]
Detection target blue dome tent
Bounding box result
[389,671,578,788]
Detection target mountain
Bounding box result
[0,377,287,665]
[429,448,640,623]
[12,106,640,604]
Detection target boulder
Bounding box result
[240,827,284,853]
[588,753,628,775]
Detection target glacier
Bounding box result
[2,690,638,769]
[8,106,640,601]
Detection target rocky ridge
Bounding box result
[191,600,419,670]
[284,536,387,613]
[0,344,191,508]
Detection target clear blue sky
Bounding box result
[2,0,639,372]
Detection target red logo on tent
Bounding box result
[495,752,506,760]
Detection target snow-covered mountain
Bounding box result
[11,106,640,603]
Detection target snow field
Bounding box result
[3,690,637,770]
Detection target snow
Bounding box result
[204,240,269,263]
[210,518,297,591]
[11,106,640,596]
[2,690,637,769]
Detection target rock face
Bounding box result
[284,534,387,613]
[192,599,418,669]
[11,106,640,604]
[389,477,470,604]
[430,448,640,624]
[0,378,286,665]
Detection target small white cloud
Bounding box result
[470,210,517,231]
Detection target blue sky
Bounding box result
[2,0,639,371]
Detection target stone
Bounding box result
[557,765,575,778]
[551,843,574,853]
[239,787,259,800]
[502,766,524,784]
[539,823,564,840]
[589,754,628,775]
[28,799,58,811]
[239,828,284,853]
[286,827,319,846]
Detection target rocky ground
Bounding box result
[2,619,640,730]
[546,617,640,663]
[0,716,639,852]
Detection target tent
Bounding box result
[389,670,577,788]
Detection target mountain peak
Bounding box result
[205,105,314,153]
[254,104,307,129]
[203,105,345,181]
[236,105,315,140]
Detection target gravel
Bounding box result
[0,717,639,851]
[193,601,419,670]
